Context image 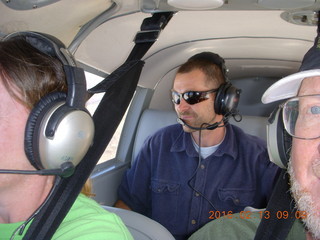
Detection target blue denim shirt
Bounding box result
[118,123,280,240]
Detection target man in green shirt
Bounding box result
[1,194,133,240]
[189,34,320,240]
[0,32,132,239]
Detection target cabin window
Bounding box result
[85,72,125,164]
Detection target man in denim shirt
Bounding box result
[116,52,280,239]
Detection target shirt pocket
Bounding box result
[218,188,256,211]
[151,179,180,194]
[150,179,180,229]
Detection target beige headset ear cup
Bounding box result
[266,107,292,169]
[38,104,94,170]
[25,92,67,169]
[25,91,94,170]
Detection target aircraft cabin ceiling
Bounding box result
[0,0,319,82]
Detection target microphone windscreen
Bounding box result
[177,118,185,126]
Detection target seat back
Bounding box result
[132,109,177,162]
[103,206,175,240]
[132,109,268,162]
[229,115,268,140]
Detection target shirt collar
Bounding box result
[170,125,198,158]
[170,124,238,160]
[214,124,238,159]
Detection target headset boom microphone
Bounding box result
[177,117,222,130]
[0,162,75,178]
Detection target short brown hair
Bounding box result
[177,54,226,87]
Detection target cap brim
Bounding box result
[262,69,320,104]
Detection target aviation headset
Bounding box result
[266,106,292,169]
[3,32,95,172]
[188,52,241,115]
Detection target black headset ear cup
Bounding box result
[266,107,292,169]
[214,83,241,115]
[25,92,67,169]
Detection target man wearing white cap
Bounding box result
[188,34,320,240]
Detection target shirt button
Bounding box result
[200,164,205,169]
[191,219,196,225]
[195,192,200,197]
[233,198,240,205]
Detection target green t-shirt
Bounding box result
[0,194,133,240]
[189,211,306,240]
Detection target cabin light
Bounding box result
[1,0,60,10]
[167,0,224,10]
[281,10,318,26]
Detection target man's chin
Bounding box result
[295,193,320,239]
[289,162,320,239]
[182,125,196,133]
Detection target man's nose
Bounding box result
[176,98,190,112]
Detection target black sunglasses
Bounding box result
[171,88,218,105]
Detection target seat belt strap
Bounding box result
[254,169,297,240]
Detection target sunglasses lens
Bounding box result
[172,90,214,105]
[172,92,181,104]
[185,92,205,105]
[184,92,195,104]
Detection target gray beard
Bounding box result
[288,160,320,239]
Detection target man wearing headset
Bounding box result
[0,35,133,239]
[188,36,320,240]
[116,52,280,239]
